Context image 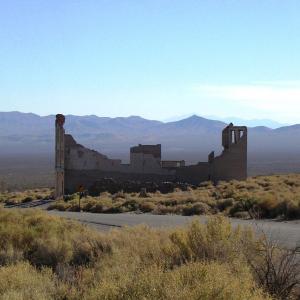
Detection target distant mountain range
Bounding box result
[165,114,289,128]
[205,116,289,129]
[0,111,300,175]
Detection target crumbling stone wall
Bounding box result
[65,134,123,171]
[64,169,176,194]
[176,163,210,184]
[55,115,247,196]
[209,123,247,182]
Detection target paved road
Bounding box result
[48,211,300,249]
[4,200,299,249]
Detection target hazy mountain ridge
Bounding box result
[164,114,289,128]
[0,112,300,161]
[0,112,300,176]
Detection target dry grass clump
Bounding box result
[0,262,61,300]
[85,262,267,300]
[224,175,300,219]
[1,209,292,299]
[48,174,300,220]
[0,208,111,268]
[0,188,53,205]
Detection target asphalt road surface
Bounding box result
[48,211,300,249]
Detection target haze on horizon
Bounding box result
[0,1,299,123]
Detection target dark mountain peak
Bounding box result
[188,114,201,119]
[173,114,225,126]
[183,114,204,120]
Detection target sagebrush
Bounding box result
[46,174,300,219]
[0,209,299,299]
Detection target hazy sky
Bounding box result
[0,1,300,123]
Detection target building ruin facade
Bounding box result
[55,114,247,198]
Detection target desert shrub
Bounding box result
[121,199,139,211]
[86,262,268,300]
[64,194,77,201]
[46,174,300,220]
[112,191,126,199]
[81,199,97,211]
[245,237,300,300]
[221,186,237,199]
[285,200,300,219]
[4,199,18,206]
[48,201,71,211]
[139,201,156,213]
[0,209,110,269]
[169,216,255,264]
[217,198,234,211]
[161,198,179,206]
[1,210,299,298]
[233,211,250,219]
[154,205,177,215]
[22,196,34,203]
[284,179,299,187]
[90,203,106,213]
[0,245,23,265]
[84,217,270,299]
[182,202,211,216]
[257,195,281,218]
[199,181,213,188]
[0,262,62,300]
[229,196,258,218]
[104,205,126,213]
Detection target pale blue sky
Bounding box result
[0,0,300,122]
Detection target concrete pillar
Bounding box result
[55,114,65,198]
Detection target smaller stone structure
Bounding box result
[130,144,163,174]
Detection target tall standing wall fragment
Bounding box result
[209,123,247,182]
[55,114,65,198]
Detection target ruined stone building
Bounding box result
[55,114,247,197]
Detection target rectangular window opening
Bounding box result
[231,130,236,144]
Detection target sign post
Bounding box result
[77,185,84,212]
